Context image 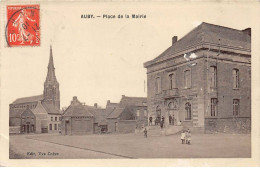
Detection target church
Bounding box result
[9,46,62,134]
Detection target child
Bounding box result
[181,130,186,144]
[144,128,148,138]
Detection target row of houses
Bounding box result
[61,95,147,135]
[9,22,251,135]
[9,46,147,135]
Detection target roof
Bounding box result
[63,97,93,117]
[32,102,48,114]
[145,22,251,66]
[42,103,60,114]
[86,108,107,123]
[107,107,125,119]
[12,95,43,104]
[9,109,26,118]
[120,96,147,107]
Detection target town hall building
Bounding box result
[9,46,62,134]
[144,22,251,133]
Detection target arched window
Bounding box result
[210,66,217,87]
[169,73,176,89]
[168,102,174,110]
[232,69,239,88]
[184,70,191,88]
[185,102,191,120]
[156,106,161,118]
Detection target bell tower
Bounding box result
[43,45,60,112]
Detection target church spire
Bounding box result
[45,45,57,82]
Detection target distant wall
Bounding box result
[205,117,251,134]
[118,120,136,133]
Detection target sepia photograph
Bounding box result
[0,0,259,167]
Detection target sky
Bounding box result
[1,1,257,110]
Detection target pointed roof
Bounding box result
[144,22,251,67]
[63,96,93,117]
[45,45,57,83]
[32,101,48,114]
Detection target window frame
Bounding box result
[155,76,162,94]
[233,99,240,116]
[210,98,218,117]
[185,102,192,120]
[184,69,191,89]
[232,69,240,89]
[210,66,217,88]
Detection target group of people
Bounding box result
[181,129,191,144]
[149,116,165,128]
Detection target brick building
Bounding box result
[144,22,251,133]
[9,46,62,134]
[61,96,94,135]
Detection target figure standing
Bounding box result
[144,128,148,138]
[186,129,191,145]
[149,116,153,126]
[181,130,186,144]
[169,115,172,125]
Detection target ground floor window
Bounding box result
[49,124,52,130]
[211,98,217,117]
[233,99,240,116]
[185,102,191,120]
[54,124,57,130]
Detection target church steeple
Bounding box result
[45,45,57,82]
[43,45,60,113]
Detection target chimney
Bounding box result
[94,103,98,108]
[122,95,125,98]
[172,36,178,45]
[242,28,251,36]
[71,96,78,104]
[107,100,110,104]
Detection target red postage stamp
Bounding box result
[6,5,40,47]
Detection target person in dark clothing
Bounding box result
[169,115,172,125]
[161,116,165,128]
[144,128,148,138]
[149,116,153,126]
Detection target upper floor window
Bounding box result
[51,117,53,121]
[169,73,176,89]
[232,69,239,89]
[211,98,217,117]
[136,110,140,117]
[210,66,217,87]
[49,124,52,130]
[185,102,191,120]
[233,99,240,116]
[155,77,161,93]
[184,70,191,88]
[55,117,57,121]
[144,110,148,117]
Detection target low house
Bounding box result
[61,96,94,135]
[106,95,148,133]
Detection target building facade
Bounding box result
[9,46,62,134]
[144,22,251,133]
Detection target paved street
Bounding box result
[10,133,251,159]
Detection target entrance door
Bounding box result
[115,122,118,132]
[65,121,69,135]
[26,125,30,133]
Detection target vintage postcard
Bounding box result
[0,0,260,167]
